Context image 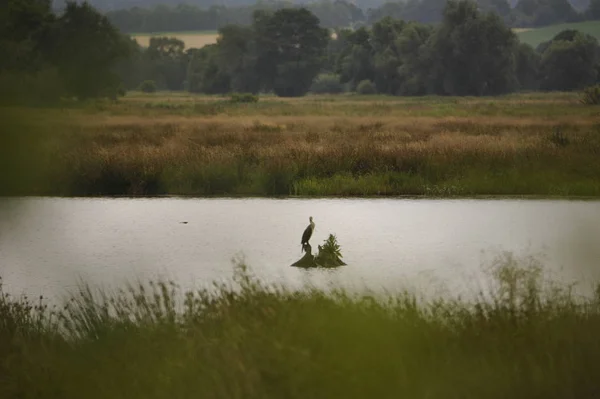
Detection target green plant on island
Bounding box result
[292,234,346,268]
[315,234,345,267]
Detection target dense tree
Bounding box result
[101,0,599,35]
[0,0,59,104]
[215,25,260,93]
[112,36,147,90]
[1,0,134,103]
[427,0,518,95]
[370,18,405,94]
[3,0,598,101]
[49,2,131,99]
[254,8,329,96]
[183,7,329,96]
[515,42,541,90]
[395,22,434,94]
[0,0,55,72]
[185,24,260,94]
[144,37,189,90]
[335,27,376,90]
[332,0,564,96]
[113,36,195,91]
[332,17,432,94]
[310,73,345,93]
[187,45,231,93]
[538,30,599,90]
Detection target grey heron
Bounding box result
[301,216,315,253]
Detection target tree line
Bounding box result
[106,1,365,32]
[52,0,387,11]
[54,0,597,16]
[105,0,600,34]
[1,0,131,102]
[173,0,599,96]
[2,0,599,103]
[331,7,599,95]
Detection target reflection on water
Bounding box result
[1,197,599,300]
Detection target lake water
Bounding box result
[1,197,599,302]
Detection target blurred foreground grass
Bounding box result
[2,254,600,398]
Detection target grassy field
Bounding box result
[126,21,600,50]
[131,30,219,48]
[2,91,600,197]
[130,30,339,49]
[126,22,600,50]
[516,20,600,48]
[2,255,600,398]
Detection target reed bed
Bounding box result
[2,93,600,196]
[2,254,600,398]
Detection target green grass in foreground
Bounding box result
[2,254,600,398]
[516,20,600,48]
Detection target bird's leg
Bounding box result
[304,243,312,256]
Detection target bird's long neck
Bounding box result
[310,221,315,230]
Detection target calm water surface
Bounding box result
[1,197,599,301]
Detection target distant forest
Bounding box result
[51,0,592,12]
[4,0,599,104]
[60,0,600,34]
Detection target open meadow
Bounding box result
[2,91,600,197]
[127,22,600,51]
[515,20,600,48]
[130,30,339,49]
[131,30,219,49]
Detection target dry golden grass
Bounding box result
[75,114,600,129]
[4,92,600,196]
[131,32,219,49]
[59,115,600,195]
[79,118,578,157]
[104,91,598,121]
[512,28,533,33]
[131,31,339,49]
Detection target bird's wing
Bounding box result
[301,225,312,243]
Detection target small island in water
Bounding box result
[291,234,346,269]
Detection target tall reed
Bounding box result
[2,254,600,398]
[3,93,600,197]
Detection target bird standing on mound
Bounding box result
[301,216,315,253]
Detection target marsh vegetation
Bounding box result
[3,92,600,197]
[2,255,600,399]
